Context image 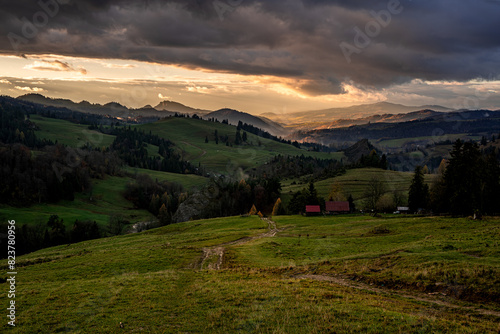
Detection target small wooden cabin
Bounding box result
[325,201,350,214]
[305,205,321,216]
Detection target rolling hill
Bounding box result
[15,94,288,136]
[281,167,434,207]
[204,108,287,136]
[262,102,452,125]
[7,214,500,333]
[284,109,445,131]
[4,112,340,230]
[137,117,341,174]
[17,94,175,120]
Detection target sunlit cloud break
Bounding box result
[24,60,87,75]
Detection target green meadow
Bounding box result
[0,176,154,229]
[282,167,434,205]
[0,167,210,229]
[30,115,345,175]
[138,117,343,173]
[31,115,116,148]
[124,167,209,190]
[3,215,499,333]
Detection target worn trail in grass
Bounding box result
[197,217,282,270]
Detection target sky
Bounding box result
[0,0,500,115]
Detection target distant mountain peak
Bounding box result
[104,102,126,108]
[18,93,45,99]
[154,100,210,115]
[205,108,287,136]
[155,100,183,109]
[213,108,243,115]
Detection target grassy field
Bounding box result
[0,176,154,229]
[31,115,116,148]
[281,167,434,206]
[4,215,499,333]
[31,115,344,174]
[138,117,343,173]
[124,167,209,190]
[0,167,209,229]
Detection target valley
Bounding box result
[0,94,499,333]
[2,2,500,332]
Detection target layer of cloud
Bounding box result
[2,76,500,115]
[24,59,87,74]
[103,63,136,69]
[0,0,499,97]
[14,85,44,92]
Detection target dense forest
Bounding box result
[252,154,345,181]
[108,126,198,174]
[172,177,283,223]
[0,143,120,206]
[0,101,54,147]
[0,101,124,206]
[430,140,500,215]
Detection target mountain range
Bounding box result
[261,102,452,126]
[15,94,288,136]
[283,109,449,131]
[291,109,500,148]
[16,94,495,142]
[17,93,176,119]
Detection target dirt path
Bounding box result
[296,274,500,318]
[193,219,500,318]
[196,217,281,270]
[199,247,225,270]
[180,141,207,160]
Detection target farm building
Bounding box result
[396,206,410,214]
[325,201,350,214]
[305,205,321,216]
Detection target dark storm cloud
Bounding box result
[1,0,499,96]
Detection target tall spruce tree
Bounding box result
[408,166,429,213]
[482,152,500,214]
[307,181,320,205]
[443,140,482,215]
[441,140,500,215]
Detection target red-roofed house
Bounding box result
[325,201,350,214]
[305,205,321,216]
